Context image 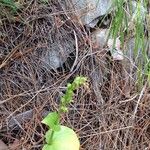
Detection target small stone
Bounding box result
[110,49,124,60]
[91,29,109,48]
[107,38,124,60]
[8,109,49,129]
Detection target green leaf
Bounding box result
[60,97,65,103]
[45,125,80,150]
[73,76,87,88]
[45,129,52,144]
[65,90,73,103]
[60,106,68,112]
[42,112,60,131]
[42,144,53,150]
[67,83,72,90]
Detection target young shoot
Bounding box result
[41,76,87,150]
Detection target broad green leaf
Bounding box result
[42,144,53,150]
[45,129,52,144]
[42,112,60,131]
[43,125,80,150]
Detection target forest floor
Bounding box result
[0,1,150,150]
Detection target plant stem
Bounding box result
[49,111,61,144]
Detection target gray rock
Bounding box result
[91,29,124,60]
[8,109,49,129]
[8,109,33,129]
[91,29,108,48]
[87,18,100,28]
[124,38,148,64]
[42,47,65,70]
[121,38,147,97]
[41,33,75,70]
[122,37,149,88]
[72,0,112,27]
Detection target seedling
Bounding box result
[42,76,87,150]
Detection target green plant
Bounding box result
[40,0,48,4]
[109,0,149,88]
[0,0,19,12]
[42,76,87,150]
[145,60,150,86]
[0,0,21,20]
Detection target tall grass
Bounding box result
[0,0,20,19]
[0,0,18,12]
[109,0,150,88]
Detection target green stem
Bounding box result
[49,111,61,144]
[49,130,54,145]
